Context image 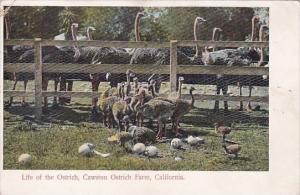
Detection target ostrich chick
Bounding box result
[222,144,241,158]
[138,98,176,139]
[214,123,232,141]
[128,125,156,144]
[112,97,132,132]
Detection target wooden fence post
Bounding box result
[170,40,178,92]
[34,38,43,120]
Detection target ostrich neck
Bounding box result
[189,89,195,107]
[177,80,182,99]
[135,14,142,42]
[87,28,93,40]
[118,86,122,98]
[194,19,202,58]
[250,18,259,51]
[193,19,199,42]
[71,25,77,41]
[150,86,156,97]
[121,86,125,99]
[259,27,265,65]
[212,29,217,41]
[4,17,10,39]
[251,21,255,42]
[211,29,218,52]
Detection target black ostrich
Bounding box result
[4,16,34,107]
[203,15,264,112]
[69,24,132,115]
[245,24,269,111]
[238,15,261,111]
[15,23,80,107]
[130,12,205,93]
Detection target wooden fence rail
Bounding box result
[4,39,269,120]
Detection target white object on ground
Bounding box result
[145,146,159,157]
[171,138,183,149]
[174,157,182,161]
[132,143,146,154]
[186,136,204,146]
[18,153,32,165]
[78,143,110,158]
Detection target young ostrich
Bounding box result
[222,144,241,158]
[99,87,121,128]
[214,123,232,141]
[112,84,133,131]
[171,84,196,136]
[138,98,176,139]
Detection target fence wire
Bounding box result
[3,6,269,126]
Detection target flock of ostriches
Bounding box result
[4,12,268,163]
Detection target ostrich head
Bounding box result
[252,15,260,23]
[86,143,96,150]
[195,16,206,24]
[190,86,196,92]
[137,11,145,18]
[122,115,130,131]
[126,69,135,78]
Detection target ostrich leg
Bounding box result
[42,76,49,108]
[9,76,18,106]
[66,80,73,103]
[214,84,221,112]
[238,81,243,111]
[53,77,59,107]
[247,86,253,111]
[21,80,29,107]
[59,77,67,105]
[156,120,163,139]
[91,74,101,119]
[222,83,228,112]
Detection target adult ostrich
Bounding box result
[130,12,203,93]
[238,15,261,111]
[177,16,206,86]
[4,16,33,107]
[16,23,80,107]
[55,23,88,105]
[203,16,262,112]
[206,27,230,112]
[42,23,82,107]
[245,24,269,111]
[69,24,132,116]
[130,11,170,93]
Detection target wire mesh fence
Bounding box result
[3,6,269,128]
